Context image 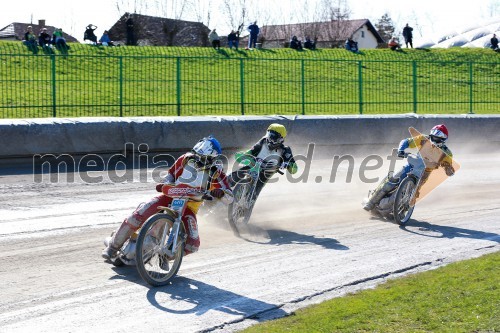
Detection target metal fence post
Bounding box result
[413,61,417,113]
[119,56,123,117]
[176,57,181,116]
[358,61,363,114]
[240,59,245,115]
[51,54,56,117]
[301,59,306,115]
[469,62,474,114]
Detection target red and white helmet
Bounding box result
[429,124,448,147]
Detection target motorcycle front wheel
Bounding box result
[228,181,256,236]
[135,214,185,287]
[393,177,416,225]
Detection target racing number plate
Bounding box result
[171,199,186,213]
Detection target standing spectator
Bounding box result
[402,23,413,48]
[289,36,303,50]
[99,30,115,46]
[247,21,260,49]
[125,13,135,46]
[227,30,239,50]
[304,36,316,50]
[23,26,38,54]
[84,24,98,44]
[388,36,402,50]
[208,29,221,49]
[490,34,499,52]
[38,27,53,53]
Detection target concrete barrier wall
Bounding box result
[1,115,499,158]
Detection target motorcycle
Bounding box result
[228,154,285,236]
[105,184,211,287]
[363,153,424,225]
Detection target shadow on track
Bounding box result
[146,276,287,319]
[236,226,349,251]
[400,220,500,243]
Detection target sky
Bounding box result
[1,0,498,43]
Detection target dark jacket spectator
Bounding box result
[304,37,316,50]
[491,34,499,51]
[345,38,358,53]
[84,24,98,43]
[290,36,303,50]
[247,21,260,49]
[227,30,239,49]
[38,28,52,46]
[402,23,413,48]
[125,13,135,45]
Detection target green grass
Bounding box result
[241,251,500,333]
[0,41,499,118]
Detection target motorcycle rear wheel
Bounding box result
[228,181,256,236]
[135,214,184,287]
[393,177,416,225]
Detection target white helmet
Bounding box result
[191,136,222,166]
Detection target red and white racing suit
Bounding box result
[113,153,232,254]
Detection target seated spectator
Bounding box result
[345,38,358,53]
[84,24,98,44]
[490,34,499,52]
[52,28,70,53]
[290,36,303,50]
[38,27,54,54]
[99,30,115,46]
[304,36,316,50]
[227,30,239,50]
[388,36,402,50]
[23,26,38,54]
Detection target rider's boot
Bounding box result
[363,188,387,211]
[102,218,139,260]
[363,176,399,211]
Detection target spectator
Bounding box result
[99,30,115,46]
[38,27,53,53]
[388,36,402,50]
[402,23,413,48]
[23,26,38,54]
[247,21,260,49]
[208,29,221,49]
[125,13,135,46]
[490,34,499,52]
[345,38,358,53]
[304,36,316,50]
[84,24,98,44]
[227,30,239,50]
[289,36,303,50]
[52,28,70,53]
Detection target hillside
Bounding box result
[0,41,498,118]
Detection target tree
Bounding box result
[375,13,396,43]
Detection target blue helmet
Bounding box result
[192,135,222,166]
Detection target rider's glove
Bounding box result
[210,188,225,199]
[397,150,406,158]
[442,161,455,176]
[155,183,164,192]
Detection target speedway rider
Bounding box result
[363,124,455,211]
[102,136,233,260]
[230,123,298,198]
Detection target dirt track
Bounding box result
[0,149,499,332]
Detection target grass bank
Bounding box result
[1,42,499,118]
[242,251,500,333]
